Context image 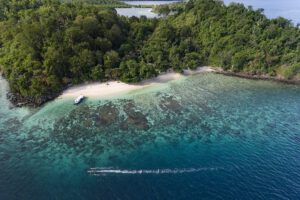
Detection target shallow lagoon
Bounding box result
[123,1,180,6]
[116,7,158,18]
[1,73,300,199]
[119,0,300,23]
[117,0,179,18]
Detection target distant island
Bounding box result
[0,0,299,106]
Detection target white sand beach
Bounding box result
[60,66,215,99]
[183,66,216,75]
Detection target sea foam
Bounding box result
[87,167,222,175]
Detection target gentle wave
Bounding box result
[87,167,223,175]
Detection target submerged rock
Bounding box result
[7,92,60,107]
[121,101,149,131]
[160,95,182,113]
[124,111,149,130]
[96,103,119,126]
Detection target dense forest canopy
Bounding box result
[0,0,299,101]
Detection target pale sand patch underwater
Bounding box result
[60,67,216,99]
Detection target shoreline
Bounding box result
[60,66,215,99]
[4,66,300,107]
[216,70,300,85]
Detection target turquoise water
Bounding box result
[1,73,300,199]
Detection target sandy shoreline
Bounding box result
[60,66,216,99]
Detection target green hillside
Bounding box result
[0,0,299,105]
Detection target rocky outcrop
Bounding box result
[215,69,300,85]
[6,92,60,107]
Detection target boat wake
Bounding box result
[87,167,223,176]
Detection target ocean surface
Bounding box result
[224,0,300,24]
[116,7,158,18]
[117,1,179,18]
[0,73,300,199]
[118,0,300,24]
[123,1,180,6]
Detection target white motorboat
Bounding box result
[74,95,85,105]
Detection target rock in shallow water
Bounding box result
[96,103,119,126]
[120,101,149,131]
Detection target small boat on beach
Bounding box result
[74,95,85,105]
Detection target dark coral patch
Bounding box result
[160,95,182,113]
[121,101,149,131]
[125,111,149,130]
[96,103,119,126]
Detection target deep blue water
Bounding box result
[224,0,300,23]
[0,73,300,199]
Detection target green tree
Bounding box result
[103,50,119,69]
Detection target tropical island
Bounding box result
[0,0,299,106]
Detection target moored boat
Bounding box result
[74,95,85,105]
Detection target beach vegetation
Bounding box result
[1,0,300,100]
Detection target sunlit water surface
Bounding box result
[0,73,300,199]
[116,7,158,18]
[118,0,300,23]
[123,1,180,5]
[117,1,179,18]
[224,0,300,23]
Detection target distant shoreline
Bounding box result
[216,70,300,85]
